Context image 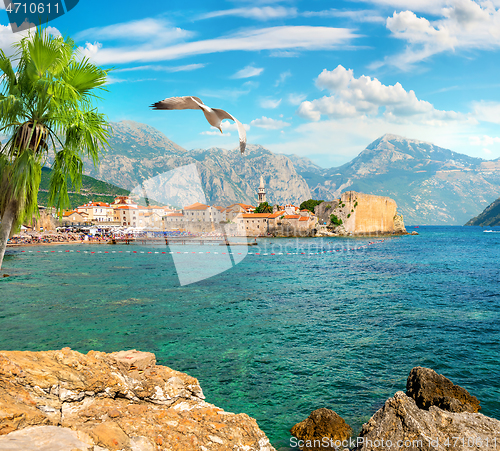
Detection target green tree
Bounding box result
[254,202,273,213]
[330,214,343,226]
[0,28,110,269]
[299,199,324,213]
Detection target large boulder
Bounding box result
[406,367,481,413]
[290,408,352,450]
[356,391,500,451]
[0,348,275,451]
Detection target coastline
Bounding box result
[0,348,498,451]
[6,241,109,247]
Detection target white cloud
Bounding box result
[472,101,500,124]
[378,1,500,69]
[288,93,307,105]
[105,76,156,84]
[275,70,291,86]
[199,6,298,20]
[360,0,449,15]
[298,65,465,123]
[303,9,385,22]
[0,25,61,57]
[221,121,250,132]
[201,129,232,136]
[260,98,282,109]
[76,19,193,43]
[316,66,353,90]
[250,116,291,129]
[0,24,21,56]
[269,116,485,167]
[469,134,500,146]
[200,121,250,135]
[81,42,102,60]
[115,64,206,73]
[78,26,359,65]
[232,65,264,79]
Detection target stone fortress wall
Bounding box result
[316,191,407,235]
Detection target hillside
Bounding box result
[465,197,500,226]
[38,167,129,209]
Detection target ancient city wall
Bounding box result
[316,191,406,235]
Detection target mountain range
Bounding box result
[291,134,500,225]
[76,121,500,225]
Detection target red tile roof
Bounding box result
[268,211,285,218]
[184,202,210,210]
[284,215,301,219]
[299,216,309,221]
[79,202,111,208]
[115,206,138,210]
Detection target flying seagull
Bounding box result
[151,96,247,154]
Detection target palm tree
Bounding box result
[0,28,110,269]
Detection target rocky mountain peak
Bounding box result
[108,120,186,157]
[361,133,482,166]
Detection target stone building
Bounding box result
[183,202,226,223]
[76,202,114,223]
[235,210,318,237]
[226,204,255,222]
[61,210,89,225]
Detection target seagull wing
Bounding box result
[212,108,247,154]
[150,96,204,110]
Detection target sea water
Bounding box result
[1,226,499,450]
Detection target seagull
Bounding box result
[150,96,247,154]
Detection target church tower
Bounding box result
[258,176,266,203]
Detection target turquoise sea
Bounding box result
[1,226,500,450]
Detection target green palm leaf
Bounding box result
[0,26,111,269]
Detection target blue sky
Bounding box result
[1,0,500,167]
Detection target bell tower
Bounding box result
[258,176,266,203]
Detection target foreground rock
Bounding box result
[290,408,352,451]
[0,348,275,451]
[356,391,500,451]
[406,367,481,413]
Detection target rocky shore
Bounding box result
[290,366,499,451]
[0,349,275,451]
[1,349,499,451]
